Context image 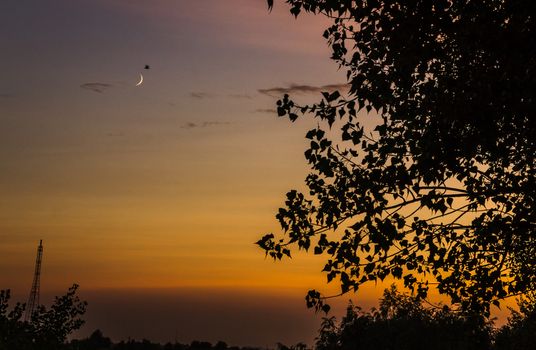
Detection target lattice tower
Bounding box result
[24,240,43,322]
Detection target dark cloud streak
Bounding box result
[80,83,113,93]
[255,108,277,114]
[189,92,215,99]
[258,83,348,97]
[180,121,231,129]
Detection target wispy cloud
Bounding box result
[255,108,277,114]
[180,121,231,129]
[80,83,113,93]
[106,131,125,137]
[189,92,215,99]
[258,83,348,97]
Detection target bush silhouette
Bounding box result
[0,284,86,350]
[494,293,536,350]
[315,286,492,350]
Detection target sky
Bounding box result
[0,0,511,346]
[0,0,369,346]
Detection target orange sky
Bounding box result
[0,0,513,345]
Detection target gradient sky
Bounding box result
[0,0,510,346]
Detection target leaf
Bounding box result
[290,5,301,17]
[306,129,317,139]
[328,91,340,102]
[364,263,375,274]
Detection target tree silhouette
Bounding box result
[494,291,536,350]
[315,286,492,350]
[0,284,87,350]
[71,329,112,350]
[259,0,535,315]
[0,289,28,350]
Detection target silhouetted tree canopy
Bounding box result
[315,286,492,350]
[0,284,87,350]
[259,0,535,314]
[494,292,536,350]
[70,329,112,350]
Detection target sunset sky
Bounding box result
[0,0,509,346]
[0,0,359,345]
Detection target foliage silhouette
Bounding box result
[277,342,308,350]
[259,0,536,315]
[315,286,492,350]
[75,337,282,350]
[494,292,536,350]
[70,329,112,350]
[0,284,87,350]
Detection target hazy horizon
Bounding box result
[8,285,381,347]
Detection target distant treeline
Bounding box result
[2,286,536,350]
[70,332,266,350]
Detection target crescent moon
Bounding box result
[135,73,144,87]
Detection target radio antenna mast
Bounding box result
[24,239,43,322]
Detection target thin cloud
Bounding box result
[255,108,277,114]
[258,83,348,97]
[80,83,113,93]
[0,93,13,98]
[106,131,125,137]
[181,122,198,129]
[180,121,231,129]
[189,92,215,99]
